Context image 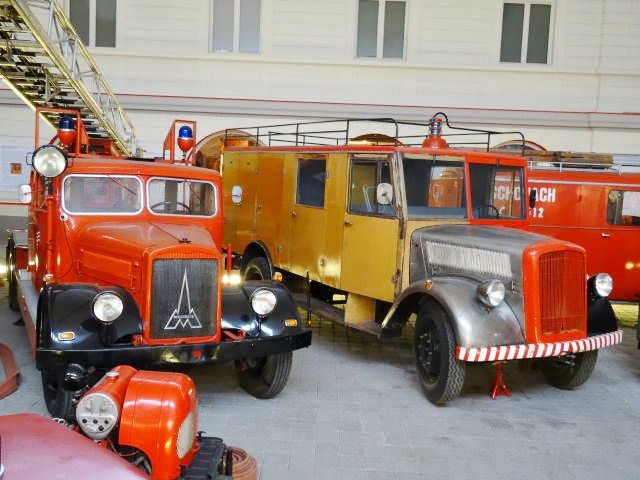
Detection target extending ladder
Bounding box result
[0,0,135,155]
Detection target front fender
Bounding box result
[37,283,142,351]
[222,280,302,338]
[382,278,525,349]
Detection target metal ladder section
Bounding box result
[0,0,135,155]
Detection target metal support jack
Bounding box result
[490,361,511,399]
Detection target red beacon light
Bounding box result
[422,116,449,149]
[57,115,76,147]
[177,125,194,155]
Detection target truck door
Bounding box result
[340,155,400,303]
[284,156,328,282]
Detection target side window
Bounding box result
[607,190,640,226]
[500,2,552,64]
[296,158,326,207]
[349,159,395,216]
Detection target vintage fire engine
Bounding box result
[0,366,233,480]
[5,108,311,419]
[214,114,623,404]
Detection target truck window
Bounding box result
[607,190,640,226]
[470,164,524,219]
[402,154,466,219]
[63,175,142,214]
[349,158,396,216]
[148,178,216,216]
[296,158,326,207]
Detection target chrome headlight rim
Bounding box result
[32,144,68,178]
[593,273,613,298]
[92,291,124,324]
[250,288,277,316]
[477,279,506,307]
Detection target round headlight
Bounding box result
[176,411,196,459]
[594,273,613,297]
[32,145,67,178]
[477,279,506,307]
[251,289,277,316]
[76,392,119,440]
[93,292,124,324]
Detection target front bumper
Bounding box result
[456,329,623,362]
[36,330,312,371]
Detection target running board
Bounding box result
[292,293,382,336]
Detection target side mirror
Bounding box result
[18,184,32,204]
[529,188,537,208]
[231,185,243,204]
[376,183,393,205]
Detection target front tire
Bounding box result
[541,350,598,389]
[41,370,74,420]
[415,301,465,405]
[243,257,270,281]
[236,352,292,399]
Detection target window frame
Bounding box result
[210,0,262,54]
[355,0,408,60]
[146,176,218,218]
[607,189,640,227]
[66,0,117,49]
[499,1,554,65]
[348,156,397,218]
[62,174,143,216]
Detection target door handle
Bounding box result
[290,211,297,218]
[344,220,352,226]
[601,233,611,238]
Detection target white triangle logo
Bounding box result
[164,269,202,330]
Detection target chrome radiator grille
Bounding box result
[151,259,217,339]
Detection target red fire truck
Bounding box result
[5,108,311,420]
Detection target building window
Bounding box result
[69,0,116,48]
[212,0,261,53]
[500,2,551,64]
[297,159,326,208]
[357,0,406,59]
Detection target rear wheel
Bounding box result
[41,370,75,420]
[541,350,598,389]
[415,301,465,405]
[236,352,292,399]
[243,257,270,281]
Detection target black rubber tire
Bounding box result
[243,257,270,281]
[541,350,598,389]
[236,352,292,399]
[415,301,465,405]
[41,370,75,421]
[6,239,19,311]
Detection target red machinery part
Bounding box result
[118,370,199,480]
[0,343,19,399]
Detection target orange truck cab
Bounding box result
[525,163,640,303]
[5,108,311,420]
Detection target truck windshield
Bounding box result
[470,164,525,219]
[148,178,216,217]
[63,175,142,214]
[402,154,466,219]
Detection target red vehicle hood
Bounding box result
[0,413,147,479]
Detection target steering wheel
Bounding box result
[473,204,500,218]
[150,200,191,213]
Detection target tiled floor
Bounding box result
[1,287,638,480]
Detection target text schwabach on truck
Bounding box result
[214,113,623,404]
[6,107,311,419]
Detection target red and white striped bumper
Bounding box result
[456,329,623,363]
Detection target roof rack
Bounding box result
[223,112,526,154]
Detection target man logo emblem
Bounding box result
[164,269,202,330]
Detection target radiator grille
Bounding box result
[539,251,585,336]
[151,259,217,339]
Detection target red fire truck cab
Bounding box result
[5,108,311,420]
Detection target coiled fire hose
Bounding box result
[0,343,19,399]
[230,447,257,480]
